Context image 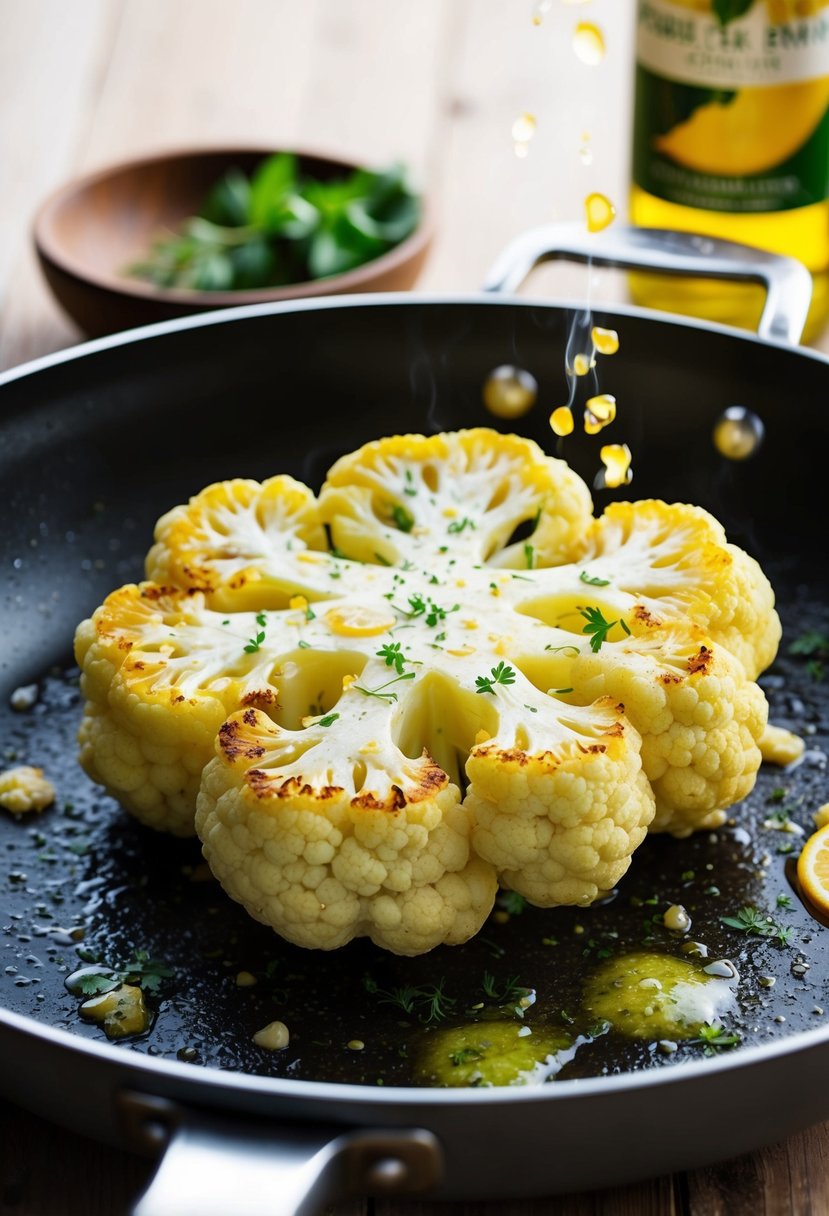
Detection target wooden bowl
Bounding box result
[34,147,433,337]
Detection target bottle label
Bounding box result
[633,0,829,211]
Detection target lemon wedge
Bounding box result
[797,823,829,913]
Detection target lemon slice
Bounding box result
[797,824,829,912]
[325,605,396,637]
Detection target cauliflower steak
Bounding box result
[76,429,777,954]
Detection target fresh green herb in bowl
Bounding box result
[128,153,421,292]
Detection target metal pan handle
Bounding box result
[483,221,812,346]
[126,1095,443,1216]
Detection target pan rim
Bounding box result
[2,1000,829,1106]
[3,290,828,1107]
[1,290,829,393]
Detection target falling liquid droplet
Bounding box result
[585,192,616,233]
[531,0,553,25]
[579,141,594,165]
[599,443,633,489]
[585,393,616,429]
[512,111,537,157]
[713,406,764,460]
[573,21,605,65]
[550,406,575,437]
[591,326,619,355]
[483,365,538,419]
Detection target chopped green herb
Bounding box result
[550,687,574,695]
[447,516,475,535]
[297,640,311,649]
[256,611,267,628]
[544,644,580,655]
[788,630,829,658]
[524,543,535,570]
[373,552,392,566]
[354,672,416,703]
[391,504,415,533]
[579,570,610,587]
[377,642,407,675]
[776,893,793,909]
[580,605,625,652]
[720,904,794,944]
[693,1021,741,1054]
[373,981,455,1023]
[244,630,266,653]
[499,891,527,916]
[317,713,339,728]
[475,661,517,695]
[449,1047,483,1066]
[587,1019,611,1038]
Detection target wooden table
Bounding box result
[1,2,827,1212]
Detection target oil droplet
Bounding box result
[253,1020,290,1051]
[550,406,574,437]
[79,983,149,1040]
[663,904,692,933]
[573,22,605,65]
[585,192,616,233]
[531,0,553,25]
[713,406,765,460]
[585,393,616,428]
[703,959,739,980]
[483,365,538,419]
[591,326,619,355]
[572,352,594,376]
[512,111,537,157]
[599,443,633,489]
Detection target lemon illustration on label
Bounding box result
[656,79,829,175]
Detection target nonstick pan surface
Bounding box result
[1,295,829,1204]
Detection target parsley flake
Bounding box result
[580,605,626,652]
[475,661,517,695]
[390,504,415,533]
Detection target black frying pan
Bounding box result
[1,227,828,1214]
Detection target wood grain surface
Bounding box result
[1,2,828,1213]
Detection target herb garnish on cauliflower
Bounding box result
[75,429,777,954]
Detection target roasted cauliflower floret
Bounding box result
[0,766,56,814]
[318,429,594,569]
[146,475,330,610]
[75,427,779,953]
[196,700,497,955]
[566,618,767,835]
[571,500,780,679]
[465,686,654,906]
[74,584,282,835]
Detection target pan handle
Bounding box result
[128,1098,443,1216]
[483,222,812,345]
